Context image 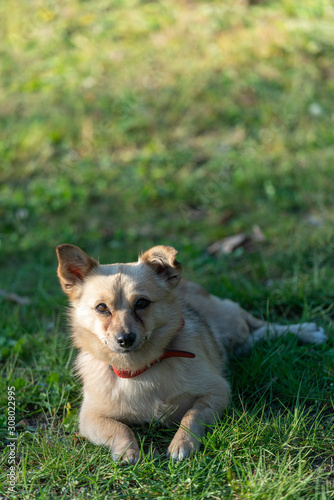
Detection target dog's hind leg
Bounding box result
[180,280,326,356]
[234,321,327,356]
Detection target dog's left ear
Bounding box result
[139,245,182,288]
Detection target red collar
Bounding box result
[110,349,195,378]
[109,318,195,379]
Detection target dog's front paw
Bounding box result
[167,431,201,461]
[112,443,140,465]
[108,428,140,464]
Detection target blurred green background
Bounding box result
[1,3,334,497]
[1,0,334,356]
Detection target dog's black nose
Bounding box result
[116,332,136,348]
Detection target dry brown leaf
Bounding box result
[252,225,266,242]
[207,225,266,255]
[207,233,249,255]
[0,289,31,305]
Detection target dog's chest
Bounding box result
[107,363,198,425]
[80,355,209,425]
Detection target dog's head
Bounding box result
[56,244,183,370]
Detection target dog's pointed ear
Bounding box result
[139,245,182,288]
[56,244,98,298]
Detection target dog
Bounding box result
[56,244,326,463]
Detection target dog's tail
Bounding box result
[234,321,326,357]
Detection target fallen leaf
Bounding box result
[0,289,31,305]
[207,225,266,255]
[252,224,266,242]
[207,233,248,255]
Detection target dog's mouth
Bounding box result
[113,348,135,354]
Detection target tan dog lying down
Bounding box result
[56,244,326,463]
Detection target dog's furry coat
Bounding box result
[56,244,326,462]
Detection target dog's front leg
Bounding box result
[80,410,140,464]
[167,385,229,461]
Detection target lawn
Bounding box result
[1,0,334,498]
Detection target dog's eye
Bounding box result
[95,303,109,314]
[135,298,151,310]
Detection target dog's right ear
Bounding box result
[56,244,98,299]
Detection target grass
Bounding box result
[1,0,334,498]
